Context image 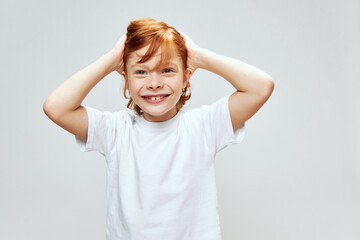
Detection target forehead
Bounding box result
[127,45,182,69]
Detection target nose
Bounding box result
[146,73,163,89]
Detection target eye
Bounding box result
[135,70,146,75]
[162,68,174,73]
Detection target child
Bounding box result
[43,18,274,240]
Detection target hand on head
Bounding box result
[177,30,204,75]
[110,33,127,74]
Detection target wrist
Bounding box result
[196,48,211,70]
[105,50,123,72]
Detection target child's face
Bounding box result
[123,45,191,122]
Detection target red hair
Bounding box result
[122,18,191,116]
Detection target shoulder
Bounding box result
[115,108,135,119]
[114,109,137,126]
[178,95,228,131]
[88,108,135,129]
[182,94,230,119]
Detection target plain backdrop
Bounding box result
[1,0,359,239]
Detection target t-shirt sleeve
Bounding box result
[74,106,117,156]
[202,93,246,153]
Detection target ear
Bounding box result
[122,71,129,90]
[183,68,192,88]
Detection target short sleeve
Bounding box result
[202,94,245,153]
[75,106,117,156]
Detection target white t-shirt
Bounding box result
[75,93,245,240]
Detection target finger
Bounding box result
[177,30,193,45]
[176,29,187,39]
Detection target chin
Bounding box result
[143,107,173,116]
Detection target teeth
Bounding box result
[149,96,164,100]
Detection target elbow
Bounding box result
[267,77,275,94]
[43,97,59,119]
[43,98,53,118]
[258,77,274,98]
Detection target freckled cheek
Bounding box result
[173,81,184,93]
[128,79,143,94]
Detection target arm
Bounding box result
[179,32,274,131]
[43,34,126,140]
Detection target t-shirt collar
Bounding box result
[136,109,184,130]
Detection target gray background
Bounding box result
[1,0,359,239]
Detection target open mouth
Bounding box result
[142,94,170,100]
[142,94,171,103]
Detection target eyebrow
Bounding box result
[130,62,178,71]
